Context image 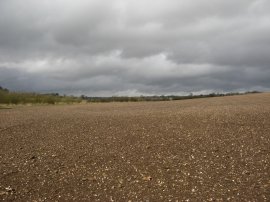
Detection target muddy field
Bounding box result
[0,93,270,201]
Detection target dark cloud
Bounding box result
[0,0,269,96]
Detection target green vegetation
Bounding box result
[0,86,261,105]
[0,86,82,105]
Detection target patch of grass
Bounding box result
[0,105,12,109]
[0,87,82,105]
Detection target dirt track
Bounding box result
[0,93,270,201]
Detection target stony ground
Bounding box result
[0,93,270,201]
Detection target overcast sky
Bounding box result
[0,0,270,96]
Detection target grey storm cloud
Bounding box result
[0,0,270,96]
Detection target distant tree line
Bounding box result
[0,86,82,105]
[0,86,261,105]
[82,91,261,103]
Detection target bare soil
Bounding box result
[0,93,270,201]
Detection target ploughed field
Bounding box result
[0,93,270,201]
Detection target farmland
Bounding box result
[0,93,269,201]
